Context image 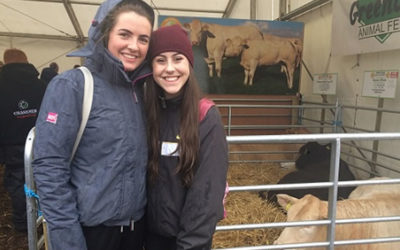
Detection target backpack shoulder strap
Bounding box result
[198,98,229,220]
[71,66,93,161]
[199,98,215,122]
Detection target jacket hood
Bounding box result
[68,0,123,57]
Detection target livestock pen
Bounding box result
[213,97,400,177]
[301,100,400,179]
[207,97,400,248]
[212,132,400,250]
[23,99,400,250]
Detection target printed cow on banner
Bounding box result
[158,16,304,95]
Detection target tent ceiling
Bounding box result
[0,0,235,44]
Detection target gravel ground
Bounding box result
[0,166,28,250]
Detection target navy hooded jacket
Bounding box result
[32,1,152,249]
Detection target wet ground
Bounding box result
[0,166,28,250]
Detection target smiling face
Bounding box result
[152,51,190,99]
[107,11,152,72]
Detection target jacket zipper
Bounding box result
[131,72,152,104]
[132,84,138,103]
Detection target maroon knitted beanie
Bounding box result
[149,24,194,66]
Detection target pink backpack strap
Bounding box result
[198,98,229,219]
[223,182,229,219]
[199,98,215,122]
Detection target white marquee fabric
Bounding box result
[0,0,234,70]
[0,0,232,42]
[0,0,314,71]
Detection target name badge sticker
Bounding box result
[161,141,179,156]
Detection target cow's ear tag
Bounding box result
[285,203,292,211]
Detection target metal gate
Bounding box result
[24,127,49,250]
[215,132,400,249]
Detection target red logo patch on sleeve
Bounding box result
[46,112,58,124]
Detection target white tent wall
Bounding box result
[227,0,310,20]
[0,37,81,72]
[291,2,400,179]
[226,0,279,20]
[0,0,95,72]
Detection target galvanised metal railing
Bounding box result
[218,100,400,178]
[213,132,400,250]
[216,103,339,136]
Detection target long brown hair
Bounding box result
[144,67,202,187]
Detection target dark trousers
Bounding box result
[145,231,212,250]
[82,216,145,250]
[145,231,176,250]
[3,163,27,232]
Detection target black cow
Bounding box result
[263,142,356,204]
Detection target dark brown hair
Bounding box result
[145,67,203,187]
[100,0,155,47]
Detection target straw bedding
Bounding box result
[212,162,293,248]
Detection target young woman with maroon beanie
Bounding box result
[144,24,228,250]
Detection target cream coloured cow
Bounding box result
[274,191,400,249]
[262,34,303,68]
[224,34,303,65]
[183,19,263,78]
[240,39,300,88]
[224,34,302,89]
[348,177,400,199]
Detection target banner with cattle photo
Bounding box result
[332,0,400,56]
[158,16,304,95]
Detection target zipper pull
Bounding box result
[131,83,138,103]
[133,90,138,103]
[130,219,135,231]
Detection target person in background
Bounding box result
[144,24,229,250]
[0,48,47,232]
[40,62,59,85]
[32,0,154,249]
[0,60,4,71]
